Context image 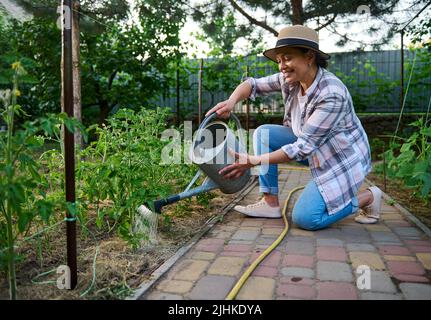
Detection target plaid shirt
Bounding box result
[247,67,372,214]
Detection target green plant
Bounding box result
[0,62,82,299]
[77,108,195,247]
[384,117,431,202]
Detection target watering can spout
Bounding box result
[137,112,250,215]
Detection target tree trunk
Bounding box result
[72,0,82,149]
[290,0,304,25]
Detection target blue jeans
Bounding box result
[253,124,359,231]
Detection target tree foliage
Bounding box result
[0,0,186,124]
[190,0,430,54]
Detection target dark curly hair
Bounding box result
[298,47,329,69]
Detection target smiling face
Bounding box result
[275,47,316,83]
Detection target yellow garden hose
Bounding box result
[225,166,309,300]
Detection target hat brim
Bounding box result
[263,45,331,63]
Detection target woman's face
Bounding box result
[275,47,314,83]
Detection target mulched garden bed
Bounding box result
[367,172,431,229]
[0,190,235,300]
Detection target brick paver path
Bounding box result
[141,167,431,300]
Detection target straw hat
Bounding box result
[263,25,330,62]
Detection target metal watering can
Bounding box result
[135,113,251,243]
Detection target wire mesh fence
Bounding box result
[151,49,431,116]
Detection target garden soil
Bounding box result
[0,190,235,300]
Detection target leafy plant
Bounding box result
[77,108,195,247]
[0,62,82,299]
[383,117,431,202]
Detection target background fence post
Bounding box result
[176,60,180,126]
[198,58,203,124]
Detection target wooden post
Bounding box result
[400,30,404,111]
[176,60,180,126]
[245,65,250,134]
[383,143,387,193]
[245,64,250,152]
[198,58,203,124]
[62,0,77,289]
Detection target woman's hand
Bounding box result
[205,99,235,119]
[219,148,261,179]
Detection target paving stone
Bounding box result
[157,279,194,294]
[173,260,210,281]
[404,240,431,246]
[317,261,353,282]
[346,243,376,252]
[223,244,253,252]
[387,261,426,275]
[262,228,284,236]
[315,229,344,239]
[282,254,314,268]
[349,252,386,270]
[317,282,358,300]
[250,250,282,267]
[381,213,404,219]
[374,241,404,247]
[191,251,217,261]
[370,232,401,243]
[380,205,401,214]
[236,277,276,300]
[378,245,412,256]
[393,227,423,238]
[358,271,397,293]
[317,246,347,261]
[385,220,411,227]
[280,267,315,279]
[280,277,315,286]
[232,229,260,241]
[286,241,315,255]
[416,253,431,270]
[365,225,391,232]
[264,219,285,227]
[400,283,431,300]
[316,238,344,247]
[346,235,373,243]
[276,284,316,299]
[213,231,233,239]
[241,219,265,227]
[392,274,430,283]
[198,238,225,246]
[227,240,254,245]
[145,291,184,300]
[383,255,417,262]
[195,239,223,252]
[188,275,236,300]
[208,257,246,276]
[252,265,278,277]
[410,246,431,253]
[290,229,315,237]
[360,292,403,300]
[340,226,369,236]
[257,237,281,246]
[285,236,315,242]
[219,251,250,257]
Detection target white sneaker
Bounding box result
[355,186,382,224]
[234,199,281,218]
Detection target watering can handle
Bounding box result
[197,112,246,149]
